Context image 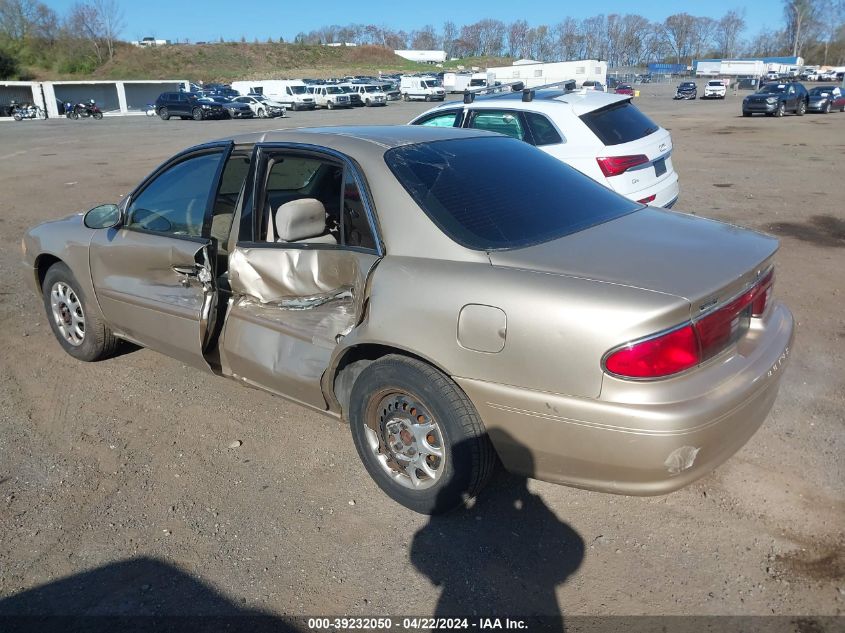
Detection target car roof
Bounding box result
[219,125,498,150]
[428,88,629,117]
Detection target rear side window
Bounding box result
[580,101,659,145]
[523,112,563,145]
[385,137,639,251]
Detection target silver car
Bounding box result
[22,126,793,514]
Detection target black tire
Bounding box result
[93,111,103,120]
[192,107,203,121]
[824,101,831,114]
[775,102,785,117]
[327,101,334,110]
[257,108,266,118]
[424,94,432,102]
[159,107,170,120]
[403,93,410,102]
[365,98,371,107]
[42,262,118,362]
[796,100,806,116]
[349,355,496,515]
[13,112,22,121]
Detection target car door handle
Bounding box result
[172,264,199,276]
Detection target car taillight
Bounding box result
[604,325,699,378]
[637,194,656,204]
[596,154,650,178]
[605,268,774,379]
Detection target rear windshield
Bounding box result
[384,137,640,251]
[580,101,659,146]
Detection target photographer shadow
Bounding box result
[409,429,585,629]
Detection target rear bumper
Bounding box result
[617,170,679,209]
[456,302,794,496]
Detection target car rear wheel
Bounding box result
[42,263,118,362]
[349,355,496,515]
[192,107,203,121]
[159,107,170,120]
[403,93,409,102]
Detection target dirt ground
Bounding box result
[0,82,842,627]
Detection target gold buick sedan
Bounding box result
[22,126,794,513]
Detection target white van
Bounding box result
[306,85,352,109]
[346,83,388,106]
[231,80,316,110]
[400,76,446,102]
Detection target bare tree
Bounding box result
[410,24,438,50]
[67,2,104,63]
[552,17,580,60]
[784,0,821,56]
[442,20,457,58]
[506,19,529,57]
[662,13,696,63]
[0,0,57,40]
[691,16,717,58]
[715,10,746,58]
[92,0,122,59]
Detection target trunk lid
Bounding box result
[487,208,778,312]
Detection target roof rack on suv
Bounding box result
[463,79,577,104]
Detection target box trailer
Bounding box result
[487,60,606,88]
[720,60,766,77]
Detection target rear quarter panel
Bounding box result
[335,256,689,399]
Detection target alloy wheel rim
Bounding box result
[50,282,85,346]
[364,390,446,490]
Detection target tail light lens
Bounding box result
[605,268,775,379]
[637,194,656,204]
[596,154,650,177]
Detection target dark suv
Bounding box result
[154,92,227,121]
[674,82,697,100]
[742,82,809,117]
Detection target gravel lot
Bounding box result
[0,82,842,627]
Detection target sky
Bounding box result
[46,0,779,44]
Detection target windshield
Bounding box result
[809,87,831,96]
[758,84,787,93]
[384,137,639,251]
[364,85,380,93]
[326,86,344,94]
[707,81,722,86]
[680,83,695,88]
[290,85,307,94]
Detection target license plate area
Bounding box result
[654,158,667,177]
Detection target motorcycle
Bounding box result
[11,102,46,121]
[70,100,103,120]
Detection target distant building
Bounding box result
[394,50,447,64]
[693,56,804,77]
[131,37,171,48]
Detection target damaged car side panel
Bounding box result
[220,246,378,409]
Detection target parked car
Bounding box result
[400,76,446,101]
[581,80,605,92]
[348,83,388,107]
[702,80,727,99]
[817,70,836,81]
[198,96,254,119]
[232,94,286,118]
[22,126,793,514]
[306,85,352,109]
[410,88,679,208]
[807,86,845,113]
[615,84,634,96]
[800,69,819,81]
[154,92,226,121]
[674,82,697,100]
[231,80,317,111]
[742,82,809,117]
[337,84,364,107]
[765,71,780,81]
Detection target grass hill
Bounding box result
[32,43,512,82]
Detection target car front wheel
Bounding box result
[42,262,118,362]
[349,355,496,515]
[192,107,203,121]
[159,107,170,120]
[796,100,806,116]
[775,102,785,117]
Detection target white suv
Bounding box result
[306,85,352,109]
[703,80,727,99]
[410,88,679,208]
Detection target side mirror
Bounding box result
[83,204,121,229]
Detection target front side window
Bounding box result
[127,151,224,236]
[468,110,525,141]
[385,137,639,251]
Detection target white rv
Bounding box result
[400,76,446,101]
[231,80,316,110]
